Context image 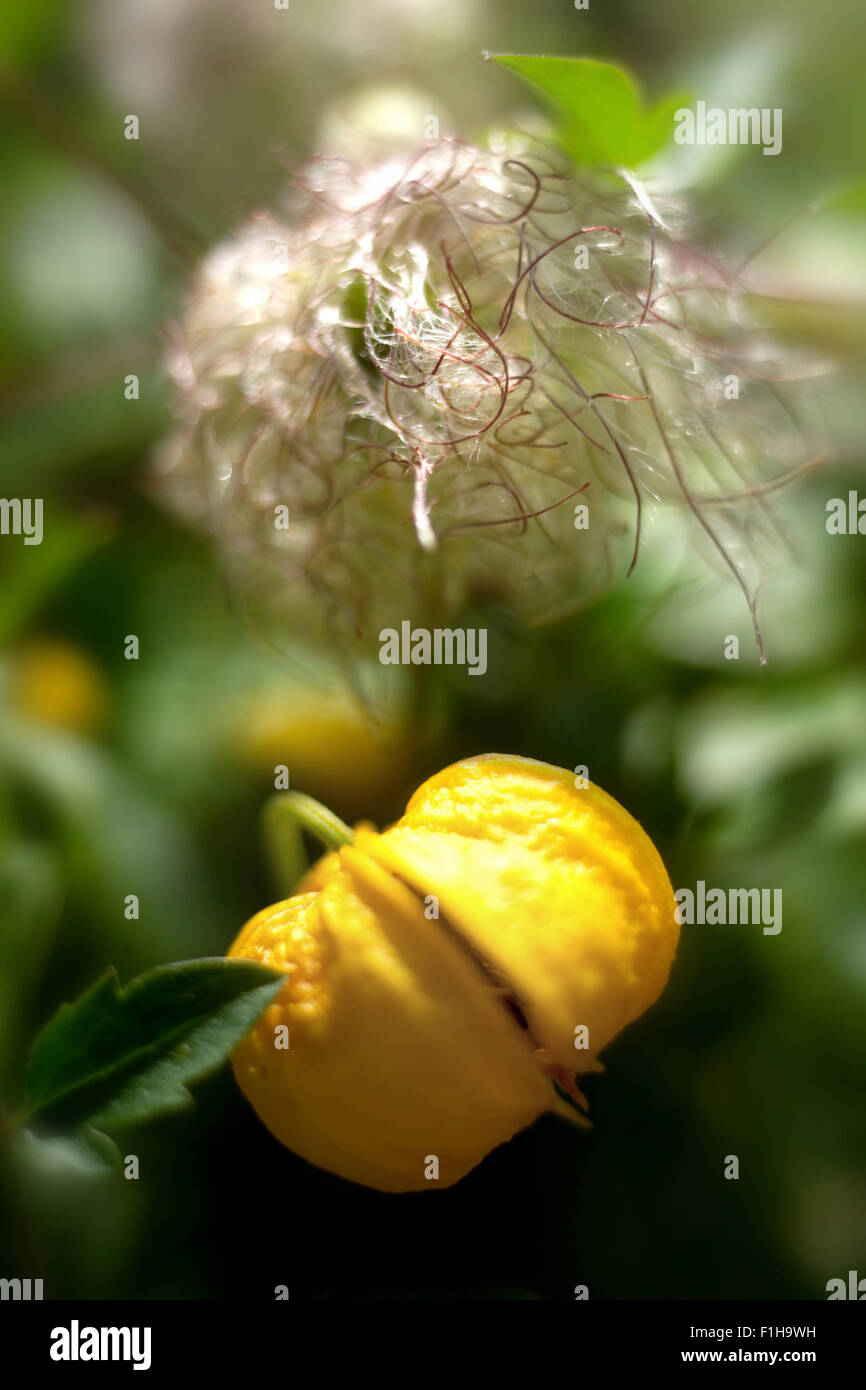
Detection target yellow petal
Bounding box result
[366,754,679,1070]
[228,843,551,1191]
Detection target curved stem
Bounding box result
[261,792,354,898]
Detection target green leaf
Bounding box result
[638,90,693,167]
[493,54,688,168]
[78,1123,123,1170]
[823,180,866,216]
[12,1124,122,1179]
[26,958,285,1130]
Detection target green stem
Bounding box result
[261,792,354,898]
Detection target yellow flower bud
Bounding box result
[228,754,678,1191]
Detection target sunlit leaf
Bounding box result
[493,54,688,168]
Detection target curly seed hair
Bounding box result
[155,130,824,662]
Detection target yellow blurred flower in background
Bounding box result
[8,639,108,737]
[228,681,412,816]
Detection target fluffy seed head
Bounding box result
[157,131,822,659]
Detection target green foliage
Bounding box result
[0,0,864,1302]
[493,55,688,168]
[0,841,62,1086]
[824,180,866,214]
[0,715,227,966]
[13,1123,123,1178]
[0,509,111,645]
[25,959,284,1131]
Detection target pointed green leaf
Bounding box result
[639,89,693,166]
[493,54,688,168]
[26,958,285,1130]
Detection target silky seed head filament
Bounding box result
[157,131,824,661]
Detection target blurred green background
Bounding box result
[1,0,865,1300]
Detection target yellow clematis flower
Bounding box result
[228,754,679,1191]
